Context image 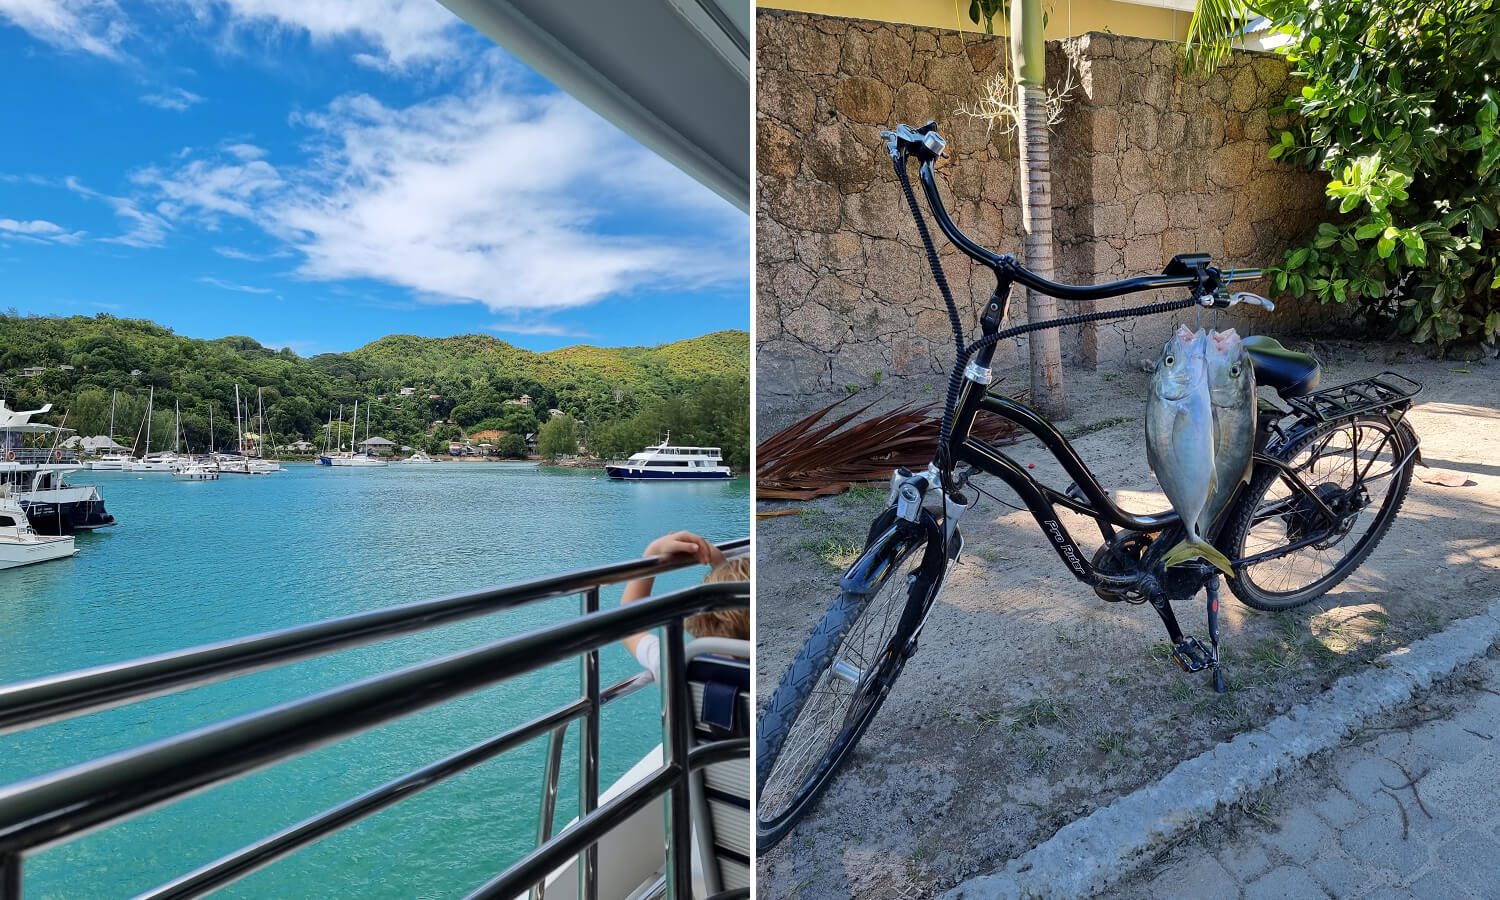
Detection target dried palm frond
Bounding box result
[757,392,1025,500]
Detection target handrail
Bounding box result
[0,538,749,736]
[0,544,750,900]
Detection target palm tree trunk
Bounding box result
[1011,0,1067,418]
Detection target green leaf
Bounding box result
[1413,318,1434,343]
[1349,103,1367,124]
[1287,247,1310,268]
[1275,270,1288,291]
[1268,143,1284,160]
[1377,235,1395,258]
[1281,131,1295,147]
[1486,311,1500,335]
[1354,222,1385,239]
[1289,273,1305,296]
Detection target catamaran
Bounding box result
[605,434,733,480]
[319,400,388,467]
[125,387,181,473]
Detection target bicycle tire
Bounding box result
[1221,414,1415,611]
[755,536,936,851]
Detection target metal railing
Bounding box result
[0,448,80,466]
[0,539,749,900]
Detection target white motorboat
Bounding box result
[605,433,733,480]
[0,492,76,569]
[399,450,439,464]
[173,461,220,481]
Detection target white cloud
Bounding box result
[199,275,272,293]
[0,0,130,59]
[140,88,205,111]
[128,80,745,314]
[488,320,595,339]
[181,0,464,71]
[0,216,86,244]
[64,176,171,247]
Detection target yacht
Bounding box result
[0,491,76,569]
[89,451,131,471]
[0,399,116,534]
[605,434,733,480]
[399,449,439,464]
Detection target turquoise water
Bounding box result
[0,463,749,899]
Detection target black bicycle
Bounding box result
[755,122,1423,850]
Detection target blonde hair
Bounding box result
[687,555,750,639]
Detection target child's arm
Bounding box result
[621,531,715,657]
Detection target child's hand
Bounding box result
[643,531,715,566]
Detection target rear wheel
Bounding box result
[755,533,938,851]
[1221,414,1414,611]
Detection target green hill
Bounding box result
[0,313,749,467]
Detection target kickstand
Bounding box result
[1206,575,1227,693]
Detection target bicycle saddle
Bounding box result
[1242,334,1320,398]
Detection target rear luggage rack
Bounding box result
[1285,371,1423,422]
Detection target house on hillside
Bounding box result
[280,440,315,452]
[399,387,417,397]
[360,436,396,455]
[548,408,565,418]
[504,394,532,407]
[19,367,44,378]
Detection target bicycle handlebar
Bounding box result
[883,122,1263,304]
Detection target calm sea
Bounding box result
[0,462,749,899]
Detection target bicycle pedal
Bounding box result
[1170,637,1211,673]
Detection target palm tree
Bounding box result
[1010,0,1066,417]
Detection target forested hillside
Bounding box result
[0,313,749,469]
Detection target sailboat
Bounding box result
[213,387,251,474]
[318,400,388,467]
[125,387,179,472]
[89,390,130,471]
[247,388,283,474]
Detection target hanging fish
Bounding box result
[1198,328,1257,540]
[1145,325,1234,576]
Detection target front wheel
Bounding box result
[1220,414,1415,611]
[755,530,941,851]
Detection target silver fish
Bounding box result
[1145,325,1234,575]
[1199,328,1257,539]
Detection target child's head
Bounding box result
[687,555,750,640]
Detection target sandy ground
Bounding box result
[755,341,1500,899]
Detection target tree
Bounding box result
[966,1,1066,417]
[1010,0,1066,417]
[496,432,528,458]
[1187,0,1500,349]
[537,415,579,460]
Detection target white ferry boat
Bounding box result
[605,434,732,480]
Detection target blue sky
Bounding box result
[0,0,748,355]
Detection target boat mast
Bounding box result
[337,405,344,453]
[144,386,154,458]
[174,399,180,455]
[258,388,268,459]
[210,404,215,453]
[109,390,116,443]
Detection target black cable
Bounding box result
[893,156,965,362]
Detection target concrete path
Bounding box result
[1108,652,1500,899]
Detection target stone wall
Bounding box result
[756,10,1335,404]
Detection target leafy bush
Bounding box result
[1268,0,1500,348]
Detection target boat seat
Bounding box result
[1242,334,1321,398]
[685,637,751,897]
